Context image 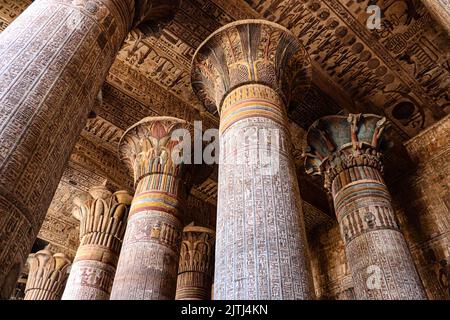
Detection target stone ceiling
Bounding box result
[1,0,448,257]
[110,0,449,137]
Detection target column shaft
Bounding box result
[215,84,313,299]
[62,188,132,300]
[0,0,133,298]
[111,175,183,299]
[332,166,426,299]
[176,225,215,300]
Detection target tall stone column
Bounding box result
[304,114,427,300]
[176,224,215,300]
[0,0,180,298]
[191,20,315,300]
[62,186,132,300]
[24,248,71,300]
[421,0,450,35]
[110,117,193,300]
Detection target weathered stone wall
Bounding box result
[1,0,448,300]
[390,115,450,300]
[308,223,355,300]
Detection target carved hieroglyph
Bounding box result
[109,0,450,142]
[110,117,193,300]
[305,113,427,300]
[62,186,132,300]
[175,223,215,300]
[243,0,450,137]
[24,248,71,300]
[192,19,315,300]
[0,0,180,298]
[394,115,450,300]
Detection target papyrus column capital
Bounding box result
[191,19,312,115]
[305,113,390,191]
[119,116,193,187]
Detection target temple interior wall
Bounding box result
[0,0,448,300]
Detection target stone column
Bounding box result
[421,0,450,35]
[62,186,132,300]
[191,19,315,300]
[24,248,71,300]
[175,224,215,300]
[110,117,193,300]
[304,113,427,300]
[0,0,180,298]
